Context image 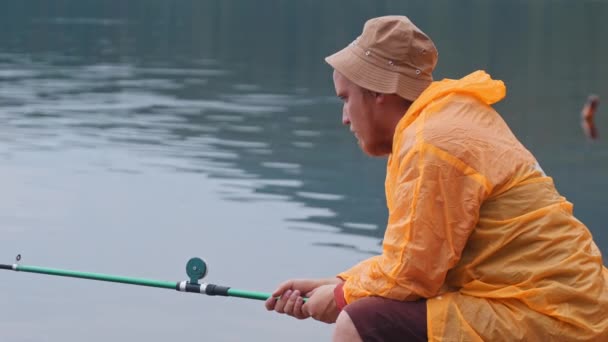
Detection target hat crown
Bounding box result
[325,15,439,101]
[357,16,438,78]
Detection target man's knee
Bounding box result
[333,311,363,342]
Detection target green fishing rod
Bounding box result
[0,256,272,301]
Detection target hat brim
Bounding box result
[325,46,431,102]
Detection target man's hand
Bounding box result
[302,284,341,323]
[265,278,341,321]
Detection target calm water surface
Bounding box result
[1,1,607,341]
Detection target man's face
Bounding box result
[333,71,384,156]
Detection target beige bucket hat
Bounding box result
[325,16,438,101]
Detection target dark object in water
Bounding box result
[581,94,599,140]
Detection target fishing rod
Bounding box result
[0,255,274,301]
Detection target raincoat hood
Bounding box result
[397,70,507,132]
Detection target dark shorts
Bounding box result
[343,297,427,342]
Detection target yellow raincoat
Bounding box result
[338,71,608,341]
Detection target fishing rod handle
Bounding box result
[177,281,270,300]
[177,281,307,301]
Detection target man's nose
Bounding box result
[342,109,350,125]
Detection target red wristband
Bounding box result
[333,282,348,311]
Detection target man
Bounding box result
[265,16,608,341]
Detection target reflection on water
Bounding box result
[0,52,376,341]
[0,50,389,241]
[1,1,608,341]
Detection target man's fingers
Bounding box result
[282,290,300,314]
[301,302,310,317]
[274,289,292,313]
[293,296,309,319]
[264,296,277,311]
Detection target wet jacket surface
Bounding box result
[338,71,608,341]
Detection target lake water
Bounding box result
[1,1,607,341]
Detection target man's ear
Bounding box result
[374,92,386,104]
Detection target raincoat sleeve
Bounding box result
[338,141,491,303]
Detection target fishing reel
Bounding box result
[185,257,208,285]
